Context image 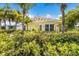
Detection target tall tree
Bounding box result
[18,3,35,32]
[0,8,4,29]
[45,3,67,33]
[24,16,31,30]
[3,3,11,30]
[60,3,67,33]
[65,9,79,29]
[15,11,22,30]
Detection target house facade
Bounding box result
[27,17,61,32]
[0,19,23,30]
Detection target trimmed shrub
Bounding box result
[0,31,79,56]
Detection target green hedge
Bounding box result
[0,31,79,56]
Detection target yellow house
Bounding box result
[27,16,61,32]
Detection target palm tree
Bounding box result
[45,3,67,33]
[0,8,4,29]
[18,3,35,32]
[3,3,11,30]
[24,16,31,30]
[3,4,18,30]
[60,3,67,33]
[11,9,22,30]
[15,12,22,30]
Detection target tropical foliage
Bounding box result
[65,9,79,29]
[0,3,33,31]
[0,31,79,56]
[18,3,35,31]
[0,3,78,56]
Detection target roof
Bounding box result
[30,16,61,23]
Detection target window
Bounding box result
[45,24,54,31]
[39,25,42,31]
[45,24,49,31]
[9,26,15,30]
[50,24,54,31]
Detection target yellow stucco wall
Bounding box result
[27,18,61,32]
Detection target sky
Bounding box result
[0,3,78,19]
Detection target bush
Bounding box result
[0,31,79,56]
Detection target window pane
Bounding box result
[45,24,49,31]
[50,24,54,31]
[39,25,42,31]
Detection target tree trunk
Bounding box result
[15,20,18,30]
[9,18,11,29]
[22,15,25,32]
[61,5,65,33]
[0,20,1,29]
[9,18,11,26]
[22,10,26,33]
[26,23,28,30]
[4,19,6,30]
